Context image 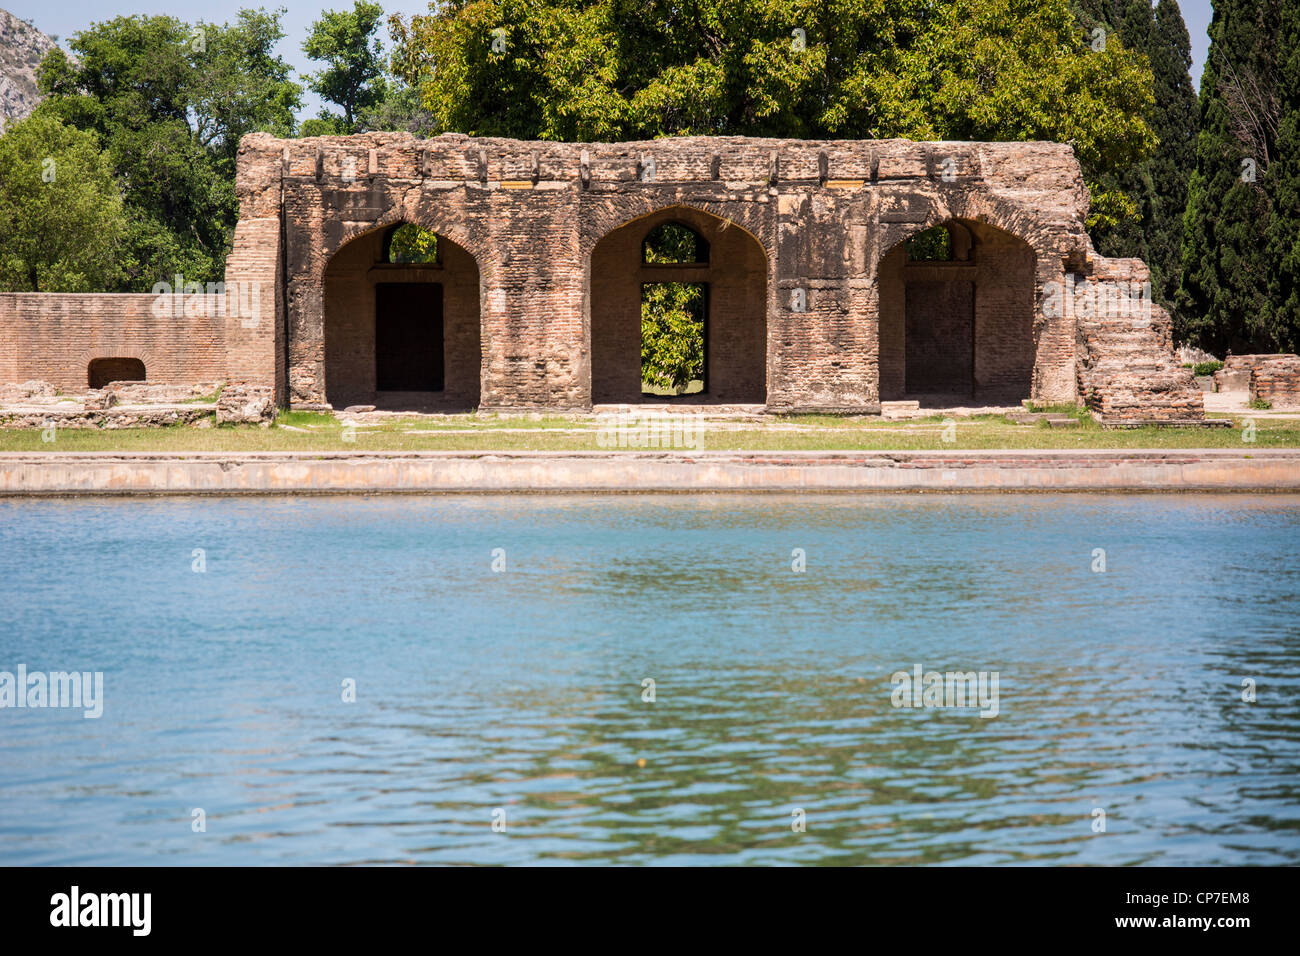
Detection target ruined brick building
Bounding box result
[0,131,1203,421]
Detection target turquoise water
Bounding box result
[0,493,1297,866]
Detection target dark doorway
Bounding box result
[375,283,444,391]
[904,280,974,395]
[88,357,146,389]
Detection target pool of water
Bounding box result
[1,493,1297,865]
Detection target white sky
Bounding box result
[4,1,1217,123]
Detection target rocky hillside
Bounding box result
[0,8,57,128]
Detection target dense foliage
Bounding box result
[1075,1,1198,317]
[641,282,706,394]
[391,0,1156,181]
[28,11,299,289]
[1180,0,1294,354]
[0,114,128,291]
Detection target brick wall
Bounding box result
[3,132,1192,418]
[1251,357,1300,409]
[1216,354,1299,392]
[247,132,1102,412]
[223,217,282,396]
[0,293,225,391]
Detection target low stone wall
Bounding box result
[2,450,1299,494]
[0,406,212,429]
[216,384,275,424]
[1215,354,1298,392]
[1250,357,1300,409]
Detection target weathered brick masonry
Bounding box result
[1250,357,1300,409]
[0,294,226,391]
[1,131,1200,420]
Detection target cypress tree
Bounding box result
[1092,0,1159,271]
[1179,0,1283,353]
[1147,0,1199,311]
[1075,1,1196,319]
[1265,0,1300,352]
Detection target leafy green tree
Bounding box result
[1179,0,1284,353]
[0,114,128,291]
[1087,1,1157,265]
[34,11,300,289]
[357,80,439,136]
[390,0,1156,188]
[641,283,705,394]
[639,223,706,391]
[303,2,388,133]
[386,223,438,262]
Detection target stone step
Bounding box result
[880,400,922,420]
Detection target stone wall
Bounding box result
[1216,354,1299,392]
[1250,357,1300,409]
[1074,257,1202,422]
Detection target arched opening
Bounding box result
[322,222,480,411]
[88,357,146,389]
[878,219,1034,404]
[590,208,766,404]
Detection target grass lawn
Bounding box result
[0,408,1296,452]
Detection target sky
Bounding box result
[5,1,1217,122]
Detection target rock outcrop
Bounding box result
[0,9,57,128]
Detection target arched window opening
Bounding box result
[382,223,439,264]
[643,222,708,265]
[88,357,145,389]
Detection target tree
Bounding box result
[640,223,706,391]
[1179,0,1284,353]
[34,11,300,290]
[1087,0,1158,265]
[1072,1,1197,318]
[390,0,1157,185]
[641,283,705,393]
[356,80,439,136]
[0,114,128,291]
[1146,0,1199,310]
[1265,0,1300,352]
[303,2,388,133]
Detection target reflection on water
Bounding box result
[0,494,1297,865]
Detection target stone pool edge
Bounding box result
[1,450,1298,495]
